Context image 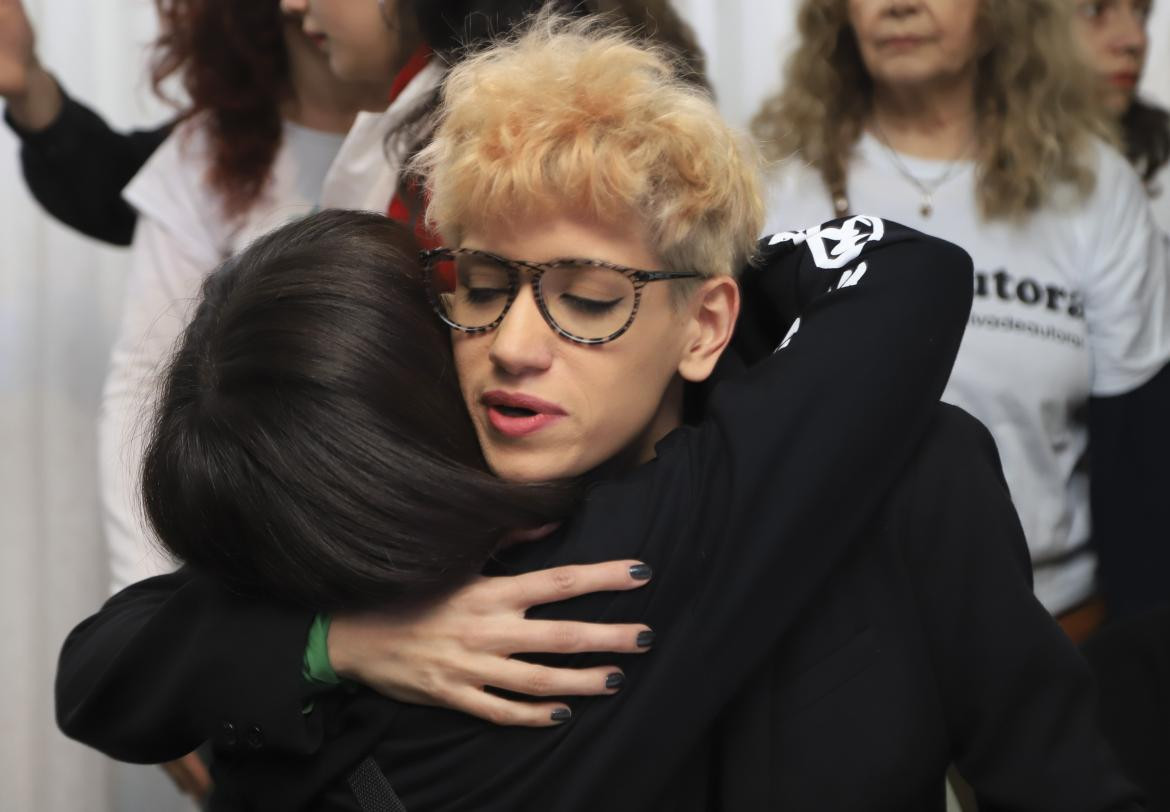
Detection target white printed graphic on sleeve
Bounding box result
[770,217,885,352]
[769,215,886,270]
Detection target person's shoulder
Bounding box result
[123,114,229,254]
[914,404,1002,473]
[756,215,971,277]
[1081,137,1149,214]
[885,404,1009,519]
[762,155,835,234]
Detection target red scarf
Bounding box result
[384,45,441,250]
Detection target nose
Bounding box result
[1113,7,1148,57]
[487,286,555,377]
[279,0,308,15]
[883,1,923,19]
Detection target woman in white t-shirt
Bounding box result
[1072,0,1170,234]
[754,0,1170,637]
[101,0,408,597]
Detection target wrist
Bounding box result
[325,612,360,682]
[7,63,63,132]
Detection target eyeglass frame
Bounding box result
[420,247,703,345]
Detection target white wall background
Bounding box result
[0,2,1166,810]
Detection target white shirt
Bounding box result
[102,64,445,595]
[765,135,1170,614]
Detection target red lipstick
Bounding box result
[482,391,567,439]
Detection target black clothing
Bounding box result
[1083,608,1170,810]
[1090,363,1170,619]
[4,84,171,246]
[56,221,1136,809]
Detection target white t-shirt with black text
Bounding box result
[765,135,1170,614]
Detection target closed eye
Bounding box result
[464,287,510,304]
[560,293,623,315]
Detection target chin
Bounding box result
[483,446,588,484]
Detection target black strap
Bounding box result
[347,756,408,812]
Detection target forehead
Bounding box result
[459,210,661,268]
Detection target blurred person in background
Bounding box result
[754,0,1170,641]
[1073,0,1170,233]
[1072,8,1170,806]
[95,0,393,801]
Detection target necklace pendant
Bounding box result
[920,198,933,218]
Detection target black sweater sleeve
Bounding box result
[1089,361,1170,619]
[56,569,322,763]
[899,407,1141,812]
[4,83,172,246]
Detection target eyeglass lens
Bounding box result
[428,253,637,340]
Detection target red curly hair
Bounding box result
[151,0,290,220]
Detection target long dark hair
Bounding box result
[151,0,289,220]
[142,210,579,610]
[1122,99,1170,184]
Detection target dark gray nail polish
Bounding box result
[636,630,656,648]
[606,673,625,690]
[551,708,572,722]
[629,564,653,580]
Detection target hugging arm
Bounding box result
[55,563,655,760]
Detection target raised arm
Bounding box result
[1,0,170,245]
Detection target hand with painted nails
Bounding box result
[328,560,654,727]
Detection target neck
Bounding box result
[281,32,392,133]
[869,73,978,161]
[637,376,686,463]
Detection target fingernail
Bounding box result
[551,708,572,723]
[629,564,653,580]
[606,672,625,690]
[636,630,656,648]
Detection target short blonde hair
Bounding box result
[414,13,764,278]
[753,0,1115,221]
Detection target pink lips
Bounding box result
[482,391,567,439]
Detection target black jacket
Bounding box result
[56,221,1138,809]
[4,84,171,246]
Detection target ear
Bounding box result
[677,277,740,383]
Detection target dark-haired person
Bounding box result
[1073,0,1170,233]
[59,20,1139,811]
[1070,0,1170,624]
[101,0,400,598]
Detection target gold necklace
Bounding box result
[870,121,976,218]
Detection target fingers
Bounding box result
[182,752,213,800]
[487,659,626,698]
[452,687,574,728]
[502,619,653,655]
[159,753,213,801]
[497,560,653,609]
